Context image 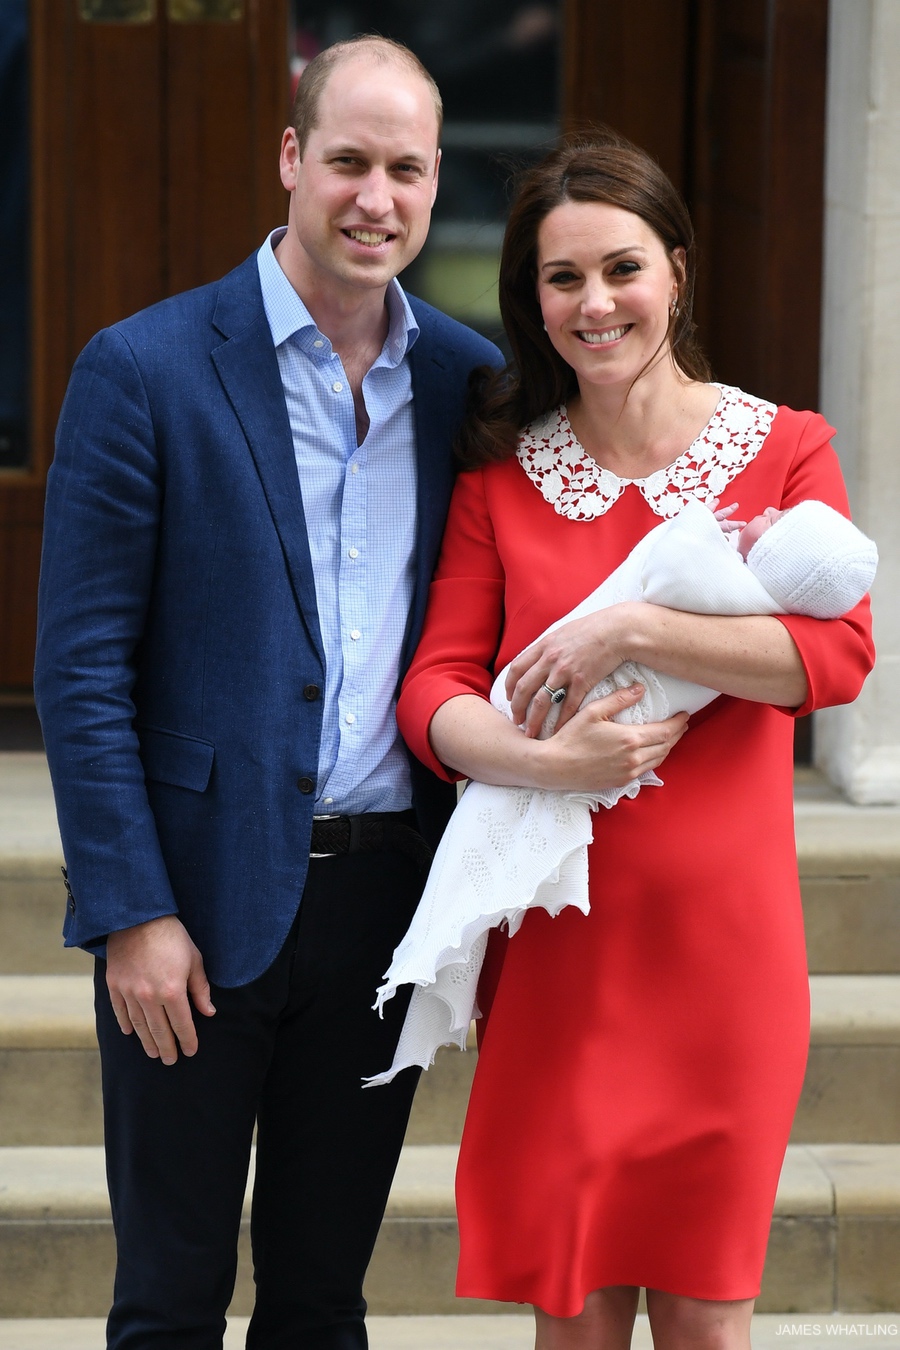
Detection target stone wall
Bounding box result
[816,0,900,803]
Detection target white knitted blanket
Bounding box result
[365,500,877,1085]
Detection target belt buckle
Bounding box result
[310,812,341,859]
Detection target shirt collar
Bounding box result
[256,228,419,364]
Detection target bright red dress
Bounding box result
[397,390,875,1315]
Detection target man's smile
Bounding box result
[343,228,395,246]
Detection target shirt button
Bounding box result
[332,381,343,393]
[297,776,315,794]
[303,684,320,701]
[345,713,356,725]
[350,464,360,474]
[349,629,361,641]
[348,547,359,559]
[313,339,324,348]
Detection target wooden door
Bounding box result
[2,0,289,689]
[562,0,828,757]
[562,0,828,409]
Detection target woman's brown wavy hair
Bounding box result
[457,128,711,468]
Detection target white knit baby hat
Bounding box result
[747,500,878,619]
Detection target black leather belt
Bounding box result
[310,809,431,868]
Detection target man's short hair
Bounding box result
[291,35,443,157]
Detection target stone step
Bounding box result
[0,1144,897,1317]
[0,755,68,977]
[2,1317,900,1350]
[792,975,900,1144]
[1,759,899,978]
[794,775,900,975]
[2,974,898,1147]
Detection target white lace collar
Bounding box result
[515,383,777,522]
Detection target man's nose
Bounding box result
[355,169,393,219]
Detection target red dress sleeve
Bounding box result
[770,408,875,716]
[398,468,506,780]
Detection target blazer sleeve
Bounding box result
[34,327,179,947]
[770,409,876,717]
[397,466,506,780]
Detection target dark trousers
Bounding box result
[94,846,426,1350]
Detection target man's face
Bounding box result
[279,57,441,302]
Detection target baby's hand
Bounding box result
[711,500,746,533]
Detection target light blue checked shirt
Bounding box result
[257,229,419,815]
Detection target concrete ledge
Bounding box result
[2,977,899,1146]
[0,1145,898,1316]
[812,1145,900,1214]
[793,776,900,974]
[794,774,900,878]
[0,977,95,1049]
[407,1040,477,1145]
[386,1145,458,1219]
[792,978,900,1143]
[774,1147,834,1216]
[0,756,62,869]
[803,874,900,974]
[0,978,101,1147]
[0,1315,540,1349]
[0,1148,109,1221]
[810,977,900,1043]
[2,762,898,976]
[3,1317,900,1350]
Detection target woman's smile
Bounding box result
[575,323,633,346]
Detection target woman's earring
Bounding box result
[670,295,679,317]
[542,321,548,331]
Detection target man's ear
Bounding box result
[279,127,300,193]
[430,148,442,207]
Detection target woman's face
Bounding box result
[535,199,682,394]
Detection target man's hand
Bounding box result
[105,915,216,1065]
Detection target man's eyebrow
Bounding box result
[539,245,649,271]
[323,143,431,166]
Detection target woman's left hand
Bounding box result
[505,602,640,737]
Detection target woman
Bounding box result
[396,131,875,1350]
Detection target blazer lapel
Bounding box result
[211,261,324,665]
[403,326,459,671]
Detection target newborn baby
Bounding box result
[366,499,877,1085]
[507,498,877,754]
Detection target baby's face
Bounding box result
[738,506,785,560]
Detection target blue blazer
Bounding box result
[34,253,502,987]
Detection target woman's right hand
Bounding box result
[428,686,689,796]
[533,683,690,792]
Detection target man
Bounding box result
[34,36,501,1349]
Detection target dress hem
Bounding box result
[456,1276,763,1318]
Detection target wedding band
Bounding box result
[541,683,567,705]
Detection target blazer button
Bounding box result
[303,684,320,701]
[297,776,315,794]
[61,864,75,912]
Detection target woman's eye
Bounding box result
[612,261,641,276]
[548,270,578,285]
